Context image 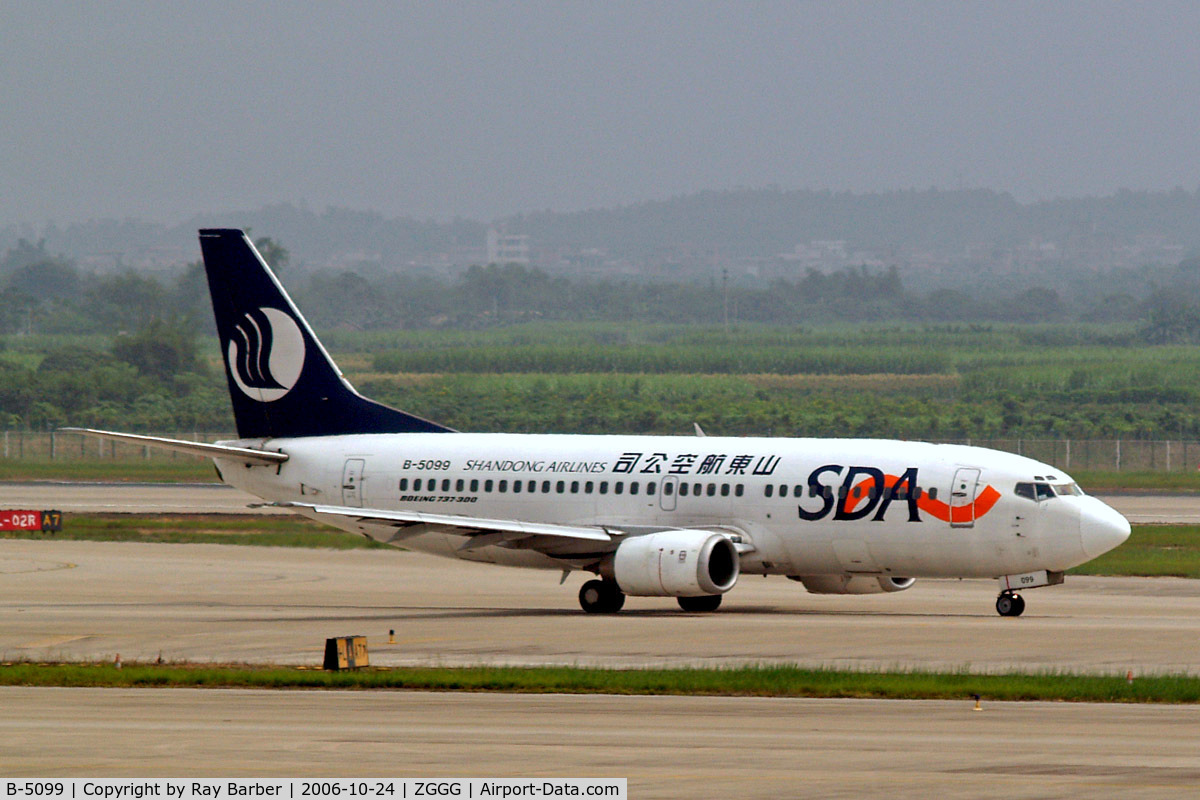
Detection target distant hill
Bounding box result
[4,187,1199,274]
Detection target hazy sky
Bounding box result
[3,1,1199,225]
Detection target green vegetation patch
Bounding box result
[0,460,215,483]
[0,513,386,550]
[1070,524,1200,579]
[1,662,1197,703]
[1072,471,1200,493]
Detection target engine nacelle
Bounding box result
[790,575,917,595]
[602,530,740,597]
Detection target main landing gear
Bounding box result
[579,579,625,614]
[577,580,724,613]
[995,591,1026,617]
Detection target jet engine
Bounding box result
[790,575,917,594]
[601,530,739,597]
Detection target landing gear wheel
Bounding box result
[677,594,723,612]
[579,579,625,614]
[996,592,1026,617]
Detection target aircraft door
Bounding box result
[949,467,981,528]
[659,476,678,511]
[342,458,365,507]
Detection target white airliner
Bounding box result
[68,229,1131,616]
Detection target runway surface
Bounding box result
[2,540,1199,674]
[4,481,1200,521]
[0,688,1197,798]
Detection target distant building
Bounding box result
[486,227,531,265]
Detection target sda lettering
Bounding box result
[796,465,922,522]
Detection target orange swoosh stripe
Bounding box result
[841,475,1001,523]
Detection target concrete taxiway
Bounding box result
[2,540,1199,674]
[4,481,1200,522]
[2,688,1198,798]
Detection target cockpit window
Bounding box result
[1053,482,1084,496]
[1015,481,1058,501]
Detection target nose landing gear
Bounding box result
[995,591,1026,617]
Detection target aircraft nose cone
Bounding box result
[1079,498,1131,560]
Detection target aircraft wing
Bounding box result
[280,501,616,556]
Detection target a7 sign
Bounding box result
[0,510,63,532]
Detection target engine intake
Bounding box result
[602,530,740,597]
[790,575,916,594]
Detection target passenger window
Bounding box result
[557,481,565,493]
[706,483,715,497]
[470,479,479,492]
[456,479,464,492]
[413,478,422,491]
[498,480,507,493]
[631,482,640,495]
[927,487,937,501]
[664,482,674,496]
[793,485,803,498]
[599,481,608,495]
[442,479,451,492]
[570,481,579,494]
[679,483,689,497]
[585,481,594,494]
[720,484,729,497]
[399,478,408,491]
[542,480,551,493]
[647,482,656,496]
[765,485,774,498]
[735,484,744,497]
[512,480,521,493]
[484,479,493,492]
[615,482,624,495]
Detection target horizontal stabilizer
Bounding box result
[61,428,288,466]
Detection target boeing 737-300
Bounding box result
[67,230,1131,616]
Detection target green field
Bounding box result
[0,662,1195,703]
[9,321,1200,439]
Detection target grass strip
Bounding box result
[5,516,1198,578]
[0,662,1196,704]
[1068,524,1200,579]
[0,513,387,550]
[1073,471,1200,493]
[0,461,215,482]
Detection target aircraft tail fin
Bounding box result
[198,229,452,439]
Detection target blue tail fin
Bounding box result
[198,229,452,439]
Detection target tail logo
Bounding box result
[226,307,306,402]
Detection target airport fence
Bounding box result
[2,431,1200,473]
